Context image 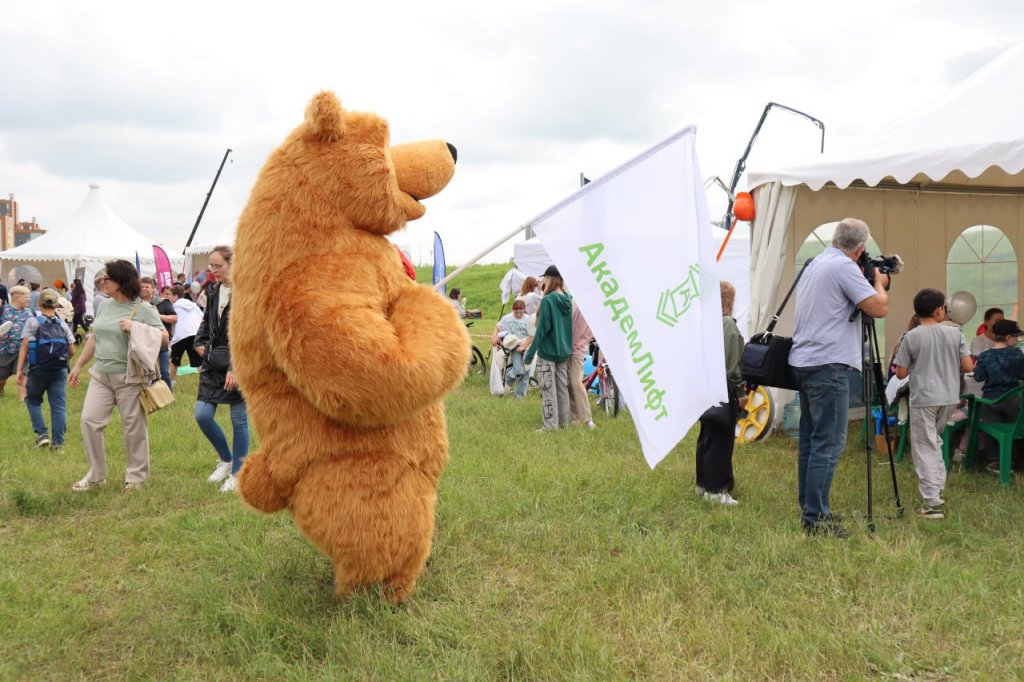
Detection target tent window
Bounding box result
[6,264,42,285]
[796,221,881,265]
[947,224,1018,334]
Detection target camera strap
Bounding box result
[765,257,814,335]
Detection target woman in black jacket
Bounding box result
[193,245,249,492]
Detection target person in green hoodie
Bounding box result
[524,265,574,430]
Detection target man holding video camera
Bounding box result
[790,218,890,538]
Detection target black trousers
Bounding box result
[72,313,89,335]
[696,400,737,493]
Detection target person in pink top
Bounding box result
[568,299,595,428]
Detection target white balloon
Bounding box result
[947,291,977,325]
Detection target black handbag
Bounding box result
[740,258,812,391]
[205,287,232,372]
[207,346,231,372]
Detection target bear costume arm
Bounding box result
[265,256,470,427]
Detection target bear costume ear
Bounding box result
[305,91,345,143]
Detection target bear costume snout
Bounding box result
[392,139,457,206]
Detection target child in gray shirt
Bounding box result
[893,288,973,520]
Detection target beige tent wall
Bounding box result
[762,184,1024,356]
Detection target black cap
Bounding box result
[992,319,1023,337]
[542,265,561,278]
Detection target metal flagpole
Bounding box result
[183,148,232,254]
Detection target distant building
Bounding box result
[0,194,46,250]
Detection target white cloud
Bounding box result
[1,0,1021,264]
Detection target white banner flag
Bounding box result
[530,126,727,468]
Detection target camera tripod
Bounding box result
[853,309,904,531]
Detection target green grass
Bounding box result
[3,278,1024,679]
[416,262,512,324]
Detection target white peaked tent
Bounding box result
[0,184,183,314]
[745,43,1024,355]
[183,221,237,278]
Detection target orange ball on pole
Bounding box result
[733,191,755,222]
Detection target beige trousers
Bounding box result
[81,369,150,484]
[568,354,593,424]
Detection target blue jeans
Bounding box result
[195,400,250,475]
[25,367,68,444]
[793,364,851,526]
[505,350,529,399]
[158,347,172,390]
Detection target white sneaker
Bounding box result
[586,421,596,429]
[219,475,238,493]
[207,461,232,483]
[703,491,739,506]
[695,485,706,497]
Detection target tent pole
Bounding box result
[433,223,530,291]
[184,148,232,254]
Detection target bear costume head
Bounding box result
[231,91,470,603]
[277,90,455,233]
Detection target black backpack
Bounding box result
[28,315,70,369]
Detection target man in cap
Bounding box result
[17,289,76,449]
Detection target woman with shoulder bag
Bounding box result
[696,281,747,506]
[193,245,250,493]
[68,260,166,492]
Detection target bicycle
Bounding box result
[464,322,487,375]
[583,340,620,417]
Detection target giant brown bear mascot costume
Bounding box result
[231,91,470,602]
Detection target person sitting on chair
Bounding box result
[972,319,1024,474]
[491,299,532,399]
[448,288,466,319]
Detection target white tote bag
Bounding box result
[489,346,506,396]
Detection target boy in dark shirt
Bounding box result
[972,319,1024,471]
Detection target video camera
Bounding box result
[857,251,903,288]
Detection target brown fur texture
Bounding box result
[231,91,469,602]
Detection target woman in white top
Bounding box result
[515,276,543,315]
[168,284,204,383]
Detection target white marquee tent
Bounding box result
[746,42,1024,354]
[0,184,183,314]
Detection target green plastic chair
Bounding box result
[894,395,974,472]
[964,384,1024,486]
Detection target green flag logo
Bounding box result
[656,264,701,328]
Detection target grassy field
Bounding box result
[2,274,1024,679]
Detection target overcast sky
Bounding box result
[2,1,1021,265]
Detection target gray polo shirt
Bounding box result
[893,323,970,407]
[790,246,877,370]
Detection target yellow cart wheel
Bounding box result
[736,386,774,443]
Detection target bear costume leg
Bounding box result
[288,456,437,603]
[238,450,289,513]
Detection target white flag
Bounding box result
[530,126,727,468]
